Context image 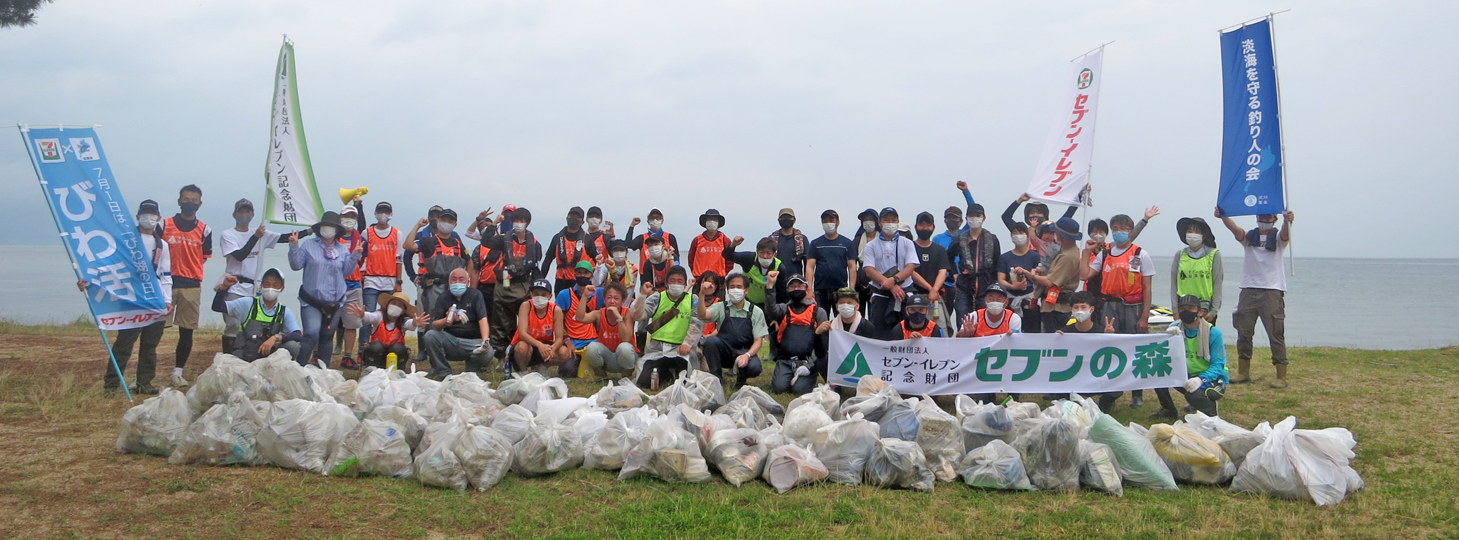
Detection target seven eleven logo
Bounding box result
[1077,68,1093,89]
[835,343,873,383]
[36,139,64,162]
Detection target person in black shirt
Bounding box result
[421,268,493,380]
[1056,291,1105,335]
[910,212,954,331]
[482,207,543,361]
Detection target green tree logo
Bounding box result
[835,343,873,378]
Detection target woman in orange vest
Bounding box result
[347,292,429,369]
[512,279,571,376]
[575,281,639,379]
[956,285,1022,337]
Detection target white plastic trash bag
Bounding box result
[513,418,585,476]
[708,428,768,487]
[913,398,963,482]
[255,399,359,473]
[1148,423,1235,485]
[855,375,890,396]
[441,372,495,405]
[619,420,712,483]
[117,388,199,456]
[585,407,657,470]
[594,379,649,413]
[490,404,536,445]
[1078,440,1124,496]
[366,405,427,451]
[453,425,515,491]
[1087,414,1177,491]
[787,385,840,419]
[534,397,592,426]
[324,419,414,478]
[414,421,469,491]
[729,385,785,421]
[718,398,770,430]
[169,391,264,466]
[959,404,1015,451]
[186,353,269,412]
[782,404,833,447]
[1012,418,1080,491]
[811,417,881,485]
[496,373,570,413]
[1230,416,1363,506]
[865,438,935,492]
[959,439,1035,491]
[255,352,329,402]
[1183,412,1265,469]
[763,444,828,494]
[328,380,372,419]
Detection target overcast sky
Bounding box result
[2,0,1453,258]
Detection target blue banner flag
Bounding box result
[23,126,167,331]
[1218,18,1286,216]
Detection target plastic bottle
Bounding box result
[385,352,397,371]
[503,357,514,380]
[650,369,660,391]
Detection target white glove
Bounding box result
[790,364,811,386]
[1183,377,1203,393]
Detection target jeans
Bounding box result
[298,302,341,367]
[584,341,637,373]
[1234,288,1287,365]
[1099,300,1147,403]
[357,288,386,352]
[105,321,164,389]
[423,329,493,377]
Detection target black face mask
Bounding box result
[945,220,961,232]
[779,218,795,229]
[576,276,592,287]
[1180,310,1199,324]
[179,202,200,215]
[567,217,582,229]
[788,290,807,303]
[915,229,933,241]
[905,312,928,325]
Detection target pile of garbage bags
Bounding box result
[117,362,1363,505]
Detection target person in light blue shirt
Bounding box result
[288,211,361,367]
[212,268,302,362]
[930,181,979,250]
[1150,295,1228,420]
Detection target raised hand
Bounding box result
[1144,206,1161,220]
[288,232,299,246]
[766,270,780,285]
[1104,316,1115,333]
[731,236,744,247]
[630,217,641,227]
[345,303,365,318]
[254,224,267,238]
[221,274,240,288]
[956,180,968,192]
[1016,193,1031,204]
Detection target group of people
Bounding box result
[90,182,1297,420]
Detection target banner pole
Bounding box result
[17,124,133,403]
[1266,13,1295,276]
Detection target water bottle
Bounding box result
[650,369,660,391]
[385,352,397,371]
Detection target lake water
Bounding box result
[3,244,1455,350]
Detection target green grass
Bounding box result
[0,324,1455,539]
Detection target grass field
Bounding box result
[0,324,1455,539]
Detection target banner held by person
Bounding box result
[1217,17,1286,217]
[827,329,1187,396]
[1024,46,1104,208]
[264,36,325,226]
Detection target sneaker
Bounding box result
[341,355,359,370]
[170,373,188,388]
[1130,395,1144,408]
[1148,408,1178,421]
[133,384,160,395]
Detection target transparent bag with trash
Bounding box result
[366,405,427,451]
[490,404,536,445]
[855,375,891,396]
[1042,395,1101,439]
[534,397,592,426]
[959,403,1015,452]
[759,422,788,451]
[452,425,515,491]
[1230,416,1364,506]
[169,391,265,466]
[434,393,504,427]
[254,352,330,402]
[1148,423,1236,485]
[117,388,200,456]
[1087,415,1178,491]
[585,407,657,470]
[959,439,1035,491]
[414,420,469,491]
[1182,412,1265,469]
[324,418,415,478]
[1012,418,1081,491]
[255,399,359,473]
[648,378,700,415]
[729,385,785,421]
[571,409,610,449]
[708,427,768,487]
[877,398,920,441]
[864,438,935,492]
[763,444,828,494]
[684,370,728,412]
[1078,440,1124,496]
[513,418,584,476]
[618,420,712,483]
[782,403,833,447]
[811,417,881,485]
[594,378,649,414]
[495,373,570,413]
[787,384,841,419]
[328,380,372,419]
[718,398,770,430]
[441,372,495,405]
[186,353,270,412]
[913,397,963,482]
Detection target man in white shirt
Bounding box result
[218,198,306,353]
[1217,208,1295,388]
[861,207,919,340]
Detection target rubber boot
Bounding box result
[1270,364,1288,388]
[1231,358,1252,384]
[221,336,236,355]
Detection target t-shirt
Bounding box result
[1041,248,1081,313]
[1240,232,1288,291]
[912,242,952,295]
[773,230,808,277]
[862,235,919,290]
[429,287,490,339]
[1060,321,1102,334]
[997,248,1041,297]
[808,234,858,291]
[219,228,282,297]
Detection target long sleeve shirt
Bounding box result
[287,236,360,304]
[1170,247,1224,313]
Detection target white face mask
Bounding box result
[375,213,391,224]
[863,220,877,233]
[513,222,527,232]
[612,252,627,263]
[726,288,746,303]
[436,222,455,234]
[666,283,686,296]
[985,302,1005,316]
[1072,310,1092,323]
[822,222,837,234]
[648,219,663,231]
[881,223,899,236]
[757,257,773,267]
[1011,234,1028,247]
[387,304,404,317]
[1090,233,1107,244]
[1258,222,1276,232]
[648,246,664,258]
[137,214,159,230]
[341,218,357,229]
[1186,233,1205,249]
[319,227,337,241]
[967,217,984,229]
[587,217,601,227]
[531,296,550,309]
[837,304,857,319]
[705,221,719,232]
[260,287,282,302]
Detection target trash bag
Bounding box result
[913,398,963,482]
[435,393,503,426]
[877,399,920,441]
[490,404,536,445]
[324,418,415,478]
[1042,395,1100,439]
[1183,412,1265,469]
[117,388,200,456]
[730,385,785,421]
[306,364,347,395]
[759,424,788,451]
[763,444,828,493]
[513,418,584,476]
[718,398,770,430]
[571,409,610,449]
[782,405,833,447]
[1087,414,1178,491]
[496,373,570,413]
[960,405,1014,451]
[1148,423,1235,485]
[855,375,890,396]
[414,421,469,491]
[186,353,270,412]
[1005,401,1042,423]
[707,428,768,487]
[441,372,495,405]
[534,397,592,426]
[254,352,329,402]
[684,370,729,412]
[585,407,657,470]
[811,417,881,485]
[169,391,264,466]
[787,384,841,419]
[959,439,1035,491]
[357,368,413,411]
[697,414,738,457]
[594,378,649,414]
[1231,417,1363,506]
[1078,440,1124,496]
[1012,418,1080,491]
[328,380,372,419]
[648,379,701,415]
[452,425,515,491]
[366,405,427,451]
[255,399,359,473]
[840,391,896,423]
[619,420,712,483]
[865,438,935,492]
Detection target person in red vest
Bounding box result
[546,206,597,294]
[1081,213,1157,409]
[355,201,405,365]
[406,208,469,364]
[512,279,571,376]
[347,292,430,369]
[335,203,368,368]
[687,209,732,279]
[575,281,638,380]
[583,206,615,261]
[156,184,212,388]
[956,284,1022,337]
[555,260,605,378]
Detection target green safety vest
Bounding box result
[1185,334,1210,375]
[650,291,693,345]
[745,258,781,305]
[1176,249,1217,301]
[240,299,281,335]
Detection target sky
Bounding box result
[1,0,1454,258]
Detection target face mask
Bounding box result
[341,218,357,229]
[1180,310,1199,324]
[778,218,795,229]
[1112,231,1130,245]
[837,304,857,319]
[726,288,746,303]
[567,217,582,229]
[387,304,404,317]
[822,222,837,234]
[1027,216,1045,227]
[1186,233,1205,249]
[648,219,663,231]
[788,289,807,303]
[137,215,159,230]
[179,202,200,215]
[1044,243,1062,259]
[666,283,686,296]
[881,223,898,236]
[319,227,337,241]
[1090,233,1107,244]
[375,213,391,224]
[945,220,962,232]
[436,222,456,234]
[1072,310,1092,323]
[449,283,468,296]
[1258,222,1276,232]
[705,221,719,232]
[531,296,550,309]
[649,246,664,258]
[587,217,601,228]
[967,217,984,229]
[576,276,592,287]
[513,222,527,232]
[234,214,252,227]
[612,252,627,263]
[905,311,928,325]
[260,287,281,302]
[986,302,1005,316]
[757,257,773,267]
[1011,234,1028,247]
[863,220,877,233]
[915,229,933,241]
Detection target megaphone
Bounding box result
[339,187,369,204]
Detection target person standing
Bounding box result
[638,235,677,292]
[218,198,307,354]
[945,204,1001,323]
[335,204,368,368]
[997,223,1041,334]
[156,184,211,388]
[687,209,732,279]
[88,200,172,395]
[861,208,919,339]
[624,208,679,268]
[768,208,809,301]
[696,273,769,387]
[1217,208,1294,388]
[484,207,543,362]
[910,212,954,330]
[583,206,614,258]
[212,269,301,362]
[287,211,361,367]
[854,208,880,307]
[546,206,595,294]
[1171,217,1223,323]
[423,268,494,380]
[806,209,859,311]
[931,181,979,251]
[723,236,782,308]
[1081,213,1156,408]
[1026,218,1083,333]
[356,201,405,365]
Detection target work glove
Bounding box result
[1183,377,1203,393]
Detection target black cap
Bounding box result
[138,199,160,216]
[967,203,986,217]
[609,239,628,252]
[820,209,839,220]
[568,206,585,218]
[1177,294,1202,308]
[261,267,284,285]
[905,295,930,308]
[878,207,898,220]
[915,211,935,225]
[587,206,603,218]
[429,205,444,216]
[699,209,726,228]
[858,208,878,222]
[375,201,393,213]
[439,209,458,221]
[984,284,1009,298]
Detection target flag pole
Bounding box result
[17,124,133,403]
[1265,13,1295,276]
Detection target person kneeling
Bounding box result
[697,273,768,389]
[576,281,639,380]
[1150,295,1228,420]
[213,269,301,362]
[350,292,430,369]
[766,273,830,395]
[955,284,1021,338]
[631,265,699,389]
[422,268,493,381]
[512,279,572,377]
[892,294,944,339]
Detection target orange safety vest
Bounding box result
[596,306,635,352]
[512,303,557,345]
[970,308,1012,337]
[363,226,400,278]
[161,217,208,282]
[564,288,599,341]
[702,296,720,335]
[638,232,674,268]
[476,245,501,285]
[688,233,731,278]
[900,320,938,340]
[555,234,587,281]
[778,303,817,342]
[338,234,363,282]
[370,319,406,347]
[1098,245,1146,304]
[586,231,609,260]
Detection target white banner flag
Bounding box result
[1025,47,1103,207]
[827,329,1187,396]
[264,39,325,226]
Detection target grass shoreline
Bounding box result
[0,324,1455,539]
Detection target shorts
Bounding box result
[170,287,201,330]
[340,288,364,330]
